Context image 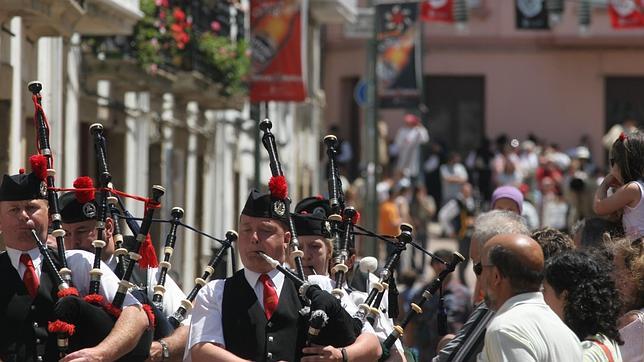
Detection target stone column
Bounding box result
[63,33,81,185]
[161,93,175,212]
[181,101,199,287]
[124,91,150,218]
[37,37,64,168]
[9,17,24,173]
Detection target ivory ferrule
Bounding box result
[153,285,166,295]
[51,229,65,238]
[411,303,422,314]
[92,240,106,248]
[180,299,194,310]
[114,248,128,256]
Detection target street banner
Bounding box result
[420,0,453,23]
[250,0,307,102]
[376,2,422,109]
[516,0,550,30]
[609,0,644,28]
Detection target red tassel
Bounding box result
[142,304,156,329]
[57,287,80,298]
[269,175,288,200]
[104,303,122,318]
[619,132,627,142]
[73,176,95,203]
[18,168,25,174]
[84,294,105,305]
[48,320,76,335]
[29,154,48,181]
[138,234,159,268]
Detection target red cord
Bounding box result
[50,186,161,209]
[31,94,54,167]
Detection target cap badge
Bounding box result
[82,202,97,218]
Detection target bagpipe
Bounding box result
[258,252,360,347]
[382,251,465,351]
[258,121,366,347]
[353,224,411,327]
[168,230,238,328]
[259,119,306,281]
[27,82,157,359]
[28,81,71,285]
[323,135,356,300]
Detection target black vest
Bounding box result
[0,250,61,362]
[222,270,306,361]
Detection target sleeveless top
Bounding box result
[622,181,644,239]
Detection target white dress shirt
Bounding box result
[478,292,582,362]
[185,268,283,361]
[5,246,139,307]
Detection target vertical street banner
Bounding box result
[609,0,644,29]
[376,2,422,109]
[250,0,307,102]
[420,0,453,23]
[516,0,550,30]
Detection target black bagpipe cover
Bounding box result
[306,285,359,347]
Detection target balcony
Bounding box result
[0,0,85,37]
[82,35,176,92]
[75,0,143,36]
[81,0,247,109]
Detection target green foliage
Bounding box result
[131,0,248,97]
[198,33,249,97]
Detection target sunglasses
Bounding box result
[473,261,494,276]
[473,262,482,276]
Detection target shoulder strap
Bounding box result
[592,339,615,362]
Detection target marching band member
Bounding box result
[292,196,406,362]
[59,182,190,362]
[0,169,148,362]
[186,189,381,361]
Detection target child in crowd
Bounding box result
[594,131,644,239]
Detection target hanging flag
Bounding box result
[420,0,453,23]
[516,0,550,30]
[609,0,644,29]
[376,2,422,109]
[250,0,307,102]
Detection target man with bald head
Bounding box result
[433,210,529,362]
[477,234,581,361]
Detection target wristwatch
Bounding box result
[158,339,170,360]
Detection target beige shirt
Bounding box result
[478,292,582,362]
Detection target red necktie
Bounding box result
[20,254,40,298]
[260,274,278,320]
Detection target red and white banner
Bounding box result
[420,0,453,23]
[609,0,644,28]
[250,0,307,102]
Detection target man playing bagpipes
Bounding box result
[0,168,148,361]
[58,177,190,361]
[291,196,406,362]
[186,189,381,361]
